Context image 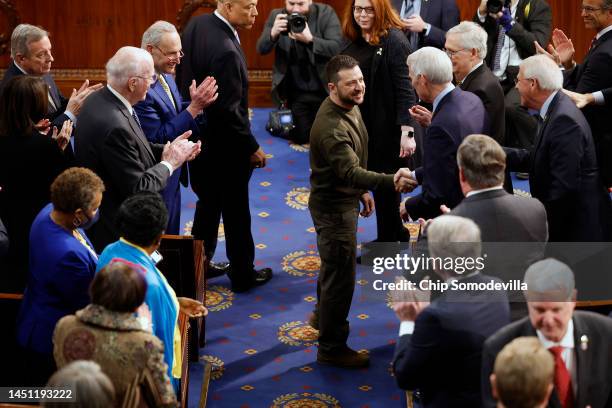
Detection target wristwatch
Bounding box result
[402,130,415,139]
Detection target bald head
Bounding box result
[105,46,155,105]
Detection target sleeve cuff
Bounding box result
[477,11,486,23]
[160,160,174,176]
[410,171,416,181]
[64,110,77,125]
[424,23,432,36]
[593,91,605,105]
[399,321,415,336]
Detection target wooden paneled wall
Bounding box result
[0,0,595,107]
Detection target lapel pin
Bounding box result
[580,334,588,351]
[377,48,383,56]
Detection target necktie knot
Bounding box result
[549,345,563,358]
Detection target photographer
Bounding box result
[475,0,551,152]
[257,0,342,144]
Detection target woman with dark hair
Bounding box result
[53,261,178,407]
[97,192,206,391]
[0,76,73,291]
[16,167,104,385]
[341,0,416,242]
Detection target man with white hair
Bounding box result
[398,47,488,220]
[446,21,506,144]
[0,24,101,133]
[134,21,218,237]
[482,258,612,408]
[75,46,201,251]
[392,215,510,406]
[505,54,611,241]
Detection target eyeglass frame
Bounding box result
[353,6,375,15]
[133,73,159,84]
[514,76,535,85]
[153,45,185,61]
[444,48,468,57]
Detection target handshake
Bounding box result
[393,167,418,193]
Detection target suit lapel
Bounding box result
[572,315,591,407]
[532,92,561,161]
[152,76,177,114]
[420,0,430,21]
[106,88,156,162]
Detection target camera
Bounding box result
[486,0,510,14]
[283,12,307,34]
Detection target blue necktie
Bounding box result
[492,24,505,72]
[402,0,414,17]
[132,110,143,132]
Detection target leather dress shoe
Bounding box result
[207,261,230,279]
[317,346,369,368]
[231,268,273,293]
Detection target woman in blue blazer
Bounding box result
[16,167,105,385]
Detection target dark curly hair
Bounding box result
[90,261,147,312]
[50,167,105,213]
[116,192,168,247]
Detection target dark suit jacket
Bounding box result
[393,273,510,407]
[505,92,610,242]
[342,28,416,172]
[0,61,73,132]
[475,0,552,71]
[256,2,342,104]
[0,217,7,258]
[392,0,460,49]
[75,87,170,252]
[134,73,198,234]
[459,63,506,144]
[564,29,612,186]
[482,311,612,408]
[451,189,547,243]
[0,130,71,292]
[405,87,487,219]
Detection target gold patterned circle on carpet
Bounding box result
[199,355,225,380]
[205,285,234,312]
[285,187,310,210]
[278,321,319,347]
[272,392,340,407]
[282,250,320,277]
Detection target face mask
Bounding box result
[77,210,100,230]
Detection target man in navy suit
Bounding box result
[399,47,488,221]
[391,0,460,49]
[135,21,218,235]
[0,24,101,133]
[505,55,611,241]
[482,258,612,408]
[177,0,273,293]
[392,215,510,407]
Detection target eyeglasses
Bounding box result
[580,5,608,13]
[445,48,467,57]
[154,45,185,61]
[134,73,158,84]
[353,6,375,15]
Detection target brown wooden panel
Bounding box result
[0,0,597,107]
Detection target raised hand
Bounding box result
[66,79,103,116]
[551,29,575,68]
[51,120,73,151]
[409,105,432,128]
[187,77,219,116]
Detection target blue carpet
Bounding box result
[180,108,533,408]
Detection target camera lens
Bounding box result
[486,0,504,14]
[289,13,307,34]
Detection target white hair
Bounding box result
[520,55,563,91]
[141,20,177,48]
[105,46,153,86]
[446,21,488,60]
[406,47,453,85]
[524,258,575,301]
[44,361,115,407]
[10,24,48,59]
[427,215,482,262]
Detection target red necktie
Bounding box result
[549,346,574,408]
[589,36,598,51]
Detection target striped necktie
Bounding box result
[158,74,177,111]
[492,25,505,72]
[402,0,414,17]
[132,110,143,132]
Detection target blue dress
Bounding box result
[97,239,181,390]
[16,203,98,355]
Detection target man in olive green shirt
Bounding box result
[309,55,416,368]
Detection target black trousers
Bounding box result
[191,150,255,286]
[309,207,358,353]
[372,185,410,242]
[504,86,538,150]
[288,91,326,144]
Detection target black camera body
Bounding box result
[283,12,307,34]
[486,0,511,14]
